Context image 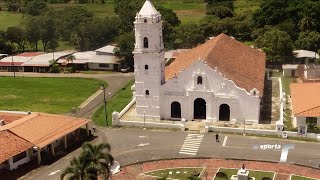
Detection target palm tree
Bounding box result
[66,55,76,72]
[81,142,114,180]
[60,155,97,180]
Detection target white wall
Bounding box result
[8,150,31,171]
[294,116,320,127]
[133,9,165,118]
[87,63,117,71]
[160,61,261,124]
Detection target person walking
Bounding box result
[215,133,219,142]
[92,125,96,132]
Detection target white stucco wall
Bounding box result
[8,150,31,171]
[133,8,165,118]
[294,116,320,127]
[87,63,117,71]
[160,61,261,124]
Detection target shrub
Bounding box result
[261,177,272,180]
[216,171,227,179]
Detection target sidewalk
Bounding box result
[113,158,320,180]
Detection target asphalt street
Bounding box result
[21,128,320,180]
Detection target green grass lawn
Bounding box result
[0,77,107,114]
[291,175,317,180]
[145,167,203,179]
[215,168,274,180]
[92,79,134,126]
[0,11,24,31]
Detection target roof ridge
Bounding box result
[295,105,320,115]
[202,34,225,61]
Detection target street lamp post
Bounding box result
[243,118,246,136]
[100,84,108,126]
[11,51,15,79]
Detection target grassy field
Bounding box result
[215,168,274,180]
[291,175,317,180]
[0,77,107,114]
[145,167,203,179]
[0,11,24,31]
[92,79,134,126]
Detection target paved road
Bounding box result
[21,128,320,180]
[0,72,134,118]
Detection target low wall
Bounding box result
[119,120,182,129]
[118,98,136,118]
[209,126,278,136]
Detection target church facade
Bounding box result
[132,0,266,124]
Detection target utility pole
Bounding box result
[100,84,108,126]
[11,50,15,79]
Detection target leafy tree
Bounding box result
[71,17,119,51]
[252,0,289,28]
[255,28,293,62]
[0,30,12,54]
[6,26,27,51]
[114,0,144,33]
[174,23,205,49]
[114,32,135,67]
[38,16,59,51]
[25,17,41,51]
[24,0,47,16]
[6,0,21,12]
[81,142,114,179]
[295,31,320,51]
[204,0,234,18]
[155,5,180,49]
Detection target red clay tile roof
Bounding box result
[0,130,33,163]
[291,83,320,117]
[0,112,28,125]
[0,62,24,66]
[1,113,91,148]
[16,52,46,57]
[165,33,266,95]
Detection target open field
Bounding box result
[215,168,274,180]
[92,79,134,126]
[291,175,317,180]
[0,11,24,31]
[0,77,107,114]
[144,167,203,179]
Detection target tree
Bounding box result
[24,0,48,16]
[114,32,135,67]
[114,0,144,33]
[37,16,59,51]
[204,0,234,18]
[61,142,114,180]
[296,31,320,51]
[81,142,114,179]
[252,0,289,28]
[60,156,97,180]
[174,23,206,49]
[25,17,41,51]
[255,28,293,62]
[6,26,27,51]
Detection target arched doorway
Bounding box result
[194,98,206,119]
[219,104,230,121]
[171,101,181,118]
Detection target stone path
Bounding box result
[113,158,320,180]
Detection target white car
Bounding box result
[121,67,130,73]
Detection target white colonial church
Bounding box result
[132,0,266,124]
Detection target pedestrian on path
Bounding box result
[93,125,96,132]
[242,164,246,170]
[215,133,219,142]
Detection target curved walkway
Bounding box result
[114,158,320,180]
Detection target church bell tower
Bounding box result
[133,0,165,117]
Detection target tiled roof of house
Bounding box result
[0,113,91,148]
[16,52,46,57]
[0,112,28,124]
[0,130,33,163]
[291,83,320,117]
[165,33,266,95]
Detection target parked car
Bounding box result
[121,66,130,73]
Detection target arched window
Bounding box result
[143,37,149,48]
[144,19,147,23]
[145,65,148,70]
[145,90,149,95]
[197,76,203,84]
